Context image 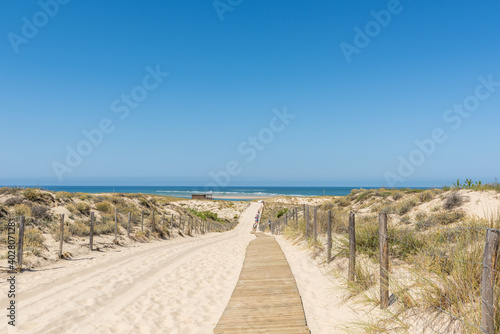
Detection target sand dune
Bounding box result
[1,203,261,333]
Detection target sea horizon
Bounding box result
[0,185,431,200]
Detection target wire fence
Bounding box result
[2,208,238,272]
[267,205,499,334]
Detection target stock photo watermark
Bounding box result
[6,221,17,327]
[51,64,169,181]
[205,107,296,190]
[213,0,243,21]
[8,0,71,54]
[384,74,499,186]
[339,0,410,64]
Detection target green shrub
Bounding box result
[23,188,40,201]
[24,228,45,256]
[95,201,113,213]
[31,205,51,220]
[139,197,149,207]
[4,197,23,206]
[76,192,91,201]
[418,190,433,202]
[187,209,223,222]
[277,208,289,218]
[391,191,402,200]
[336,197,350,207]
[110,196,126,206]
[396,198,417,215]
[430,211,465,225]
[322,202,334,211]
[94,220,115,235]
[378,205,395,214]
[443,192,463,210]
[66,204,78,214]
[355,190,373,202]
[56,191,73,200]
[13,204,31,217]
[68,221,90,236]
[75,202,91,216]
[51,226,72,242]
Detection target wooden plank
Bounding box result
[214,232,310,333]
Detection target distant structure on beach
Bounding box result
[192,194,213,200]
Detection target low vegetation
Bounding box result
[271,181,500,333]
[0,187,242,268]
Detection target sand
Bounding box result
[0,203,262,334]
[276,236,376,334]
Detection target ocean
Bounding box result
[19,186,427,200]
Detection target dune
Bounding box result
[0,203,262,333]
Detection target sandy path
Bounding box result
[276,236,374,334]
[1,203,261,334]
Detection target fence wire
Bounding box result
[268,204,499,334]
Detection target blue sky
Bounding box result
[1,0,499,187]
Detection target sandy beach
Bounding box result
[0,203,261,333]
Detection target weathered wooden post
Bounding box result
[162,213,165,231]
[482,228,500,333]
[18,216,25,272]
[59,214,65,258]
[171,213,174,229]
[90,212,95,250]
[141,212,144,232]
[348,212,356,283]
[127,212,131,238]
[327,210,332,263]
[306,205,310,238]
[313,206,318,242]
[152,209,155,232]
[114,209,118,243]
[379,213,389,309]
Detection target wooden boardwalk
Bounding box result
[214,233,310,334]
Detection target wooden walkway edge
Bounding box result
[214,233,310,334]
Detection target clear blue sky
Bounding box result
[1,0,499,187]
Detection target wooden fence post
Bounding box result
[162,213,165,231]
[313,206,318,242]
[306,205,310,238]
[327,210,332,263]
[59,214,65,258]
[482,228,500,333]
[114,209,118,243]
[141,212,144,232]
[152,209,155,232]
[348,212,356,283]
[90,212,94,250]
[379,212,389,309]
[171,213,174,229]
[127,212,131,238]
[17,216,25,272]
